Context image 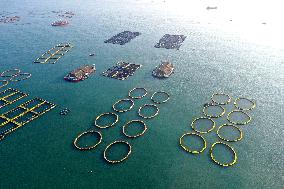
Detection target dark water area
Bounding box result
[0,0,283,188]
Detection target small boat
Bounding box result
[89,53,95,56]
[206,6,218,10]
[51,20,69,26]
[152,61,174,78]
[64,64,96,82]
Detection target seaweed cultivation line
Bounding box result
[34,43,73,64]
[0,97,56,141]
[179,92,256,167]
[0,88,29,109]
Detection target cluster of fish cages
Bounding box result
[154,34,187,50]
[104,31,141,45]
[102,61,142,80]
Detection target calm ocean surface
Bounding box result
[0,0,283,188]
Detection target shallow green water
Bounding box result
[0,0,283,188]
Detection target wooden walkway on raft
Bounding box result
[0,88,28,109]
[0,97,56,140]
[34,43,73,64]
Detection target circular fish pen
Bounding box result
[234,97,256,111]
[217,124,243,142]
[138,104,159,119]
[179,133,207,154]
[94,112,119,129]
[104,140,132,164]
[227,110,251,125]
[122,120,147,138]
[73,131,102,150]
[151,91,170,104]
[203,104,225,118]
[112,99,134,113]
[128,87,147,99]
[191,117,216,134]
[210,142,237,167]
[211,93,231,105]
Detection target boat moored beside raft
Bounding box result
[64,64,96,82]
[51,20,69,26]
[152,61,174,78]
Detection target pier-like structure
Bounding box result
[34,43,73,64]
[0,88,29,109]
[0,97,56,140]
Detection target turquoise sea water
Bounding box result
[1,0,283,188]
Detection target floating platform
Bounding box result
[152,61,174,78]
[0,88,29,109]
[0,69,32,82]
[0,97,56,140]
[155,34,186,50]
[102,61,142,80]
[0,16,20,24]
[0,80,8,89]
[51,20,69,26]
[104,31,141,45]
[64,64,96,82]
[34,43,73,64]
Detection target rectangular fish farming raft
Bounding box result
[0,88,29,109]
[104,31,141,45]
[102,61,142,80]
[0,97,56,140]
[155,34,186,50]
[34,43,73,64]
